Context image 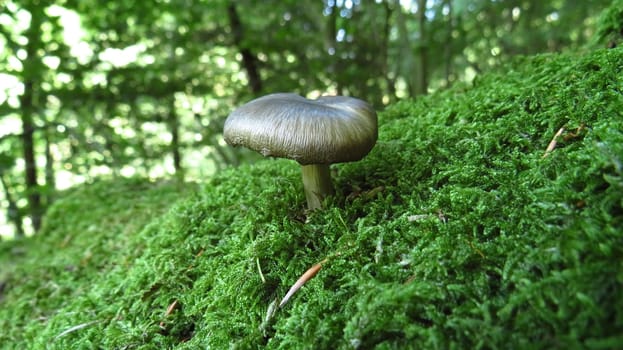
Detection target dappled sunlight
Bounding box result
[0,0,618,242]
[1,46,621,346]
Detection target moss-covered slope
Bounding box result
[0,179,195,348]
[1,48,622,349]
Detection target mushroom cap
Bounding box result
[223,93,378,165]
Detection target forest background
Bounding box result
[0,0,615,238]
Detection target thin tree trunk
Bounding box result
[227,2,262,95]
[0,172,24,237]
[164,35,183,180]
[20,5,44,232]
[382,0,396,102]
[168,100,183,180]
[443,0,453,87]
[21,84,41,231]
[415,0,428,95]
[325,1,344,95]
[44,125,56,206]
[395,1,417,97]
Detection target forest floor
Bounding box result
[0,47,622,349]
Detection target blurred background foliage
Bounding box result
[0,0,615,238]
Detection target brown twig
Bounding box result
[542,126,565,158]
[164,299,179,317]
[279,259,327,308]
[564,124,585,141]
[159,299,179,329]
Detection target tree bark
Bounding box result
[44,125,56,206]
[227,2,262,95]
[21,82,41,231]
[20,4,44,232]
[0,172,24,237]
[382,1,396,102]
[443,0,453,87]
[325,1,344,95]
[168,99,183,180]
[414,0,428,96]
[395,1,417,97]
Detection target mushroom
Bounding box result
[223,93,377,210]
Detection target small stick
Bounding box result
[164,299,179,317]
[256,257,266,284]
[564,124,585,141]
[54,320,102,340]
[159,299,180,329]
[543,126,565,158]
[279,259,327,308]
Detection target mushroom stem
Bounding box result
[301,164,335,210]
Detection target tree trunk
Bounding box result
[0,172,24,237]
[325,1,344,95]
[395,1,417,97]
[44,125,56,206]
[382,1,396,102]
[414,0,428,96]
[20,5,44,232]
[227,2,262,95]
[21,83,41,231]
[168,97,183,180]
[443,0,453,87]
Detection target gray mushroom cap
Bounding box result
[223,93,378,165]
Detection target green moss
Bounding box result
[595,0,623,48]
[1,48,622,349]
[0,178,195,348]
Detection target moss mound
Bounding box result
[1,48,622,349]
[595,0,623,48]
[0,178,195,347]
